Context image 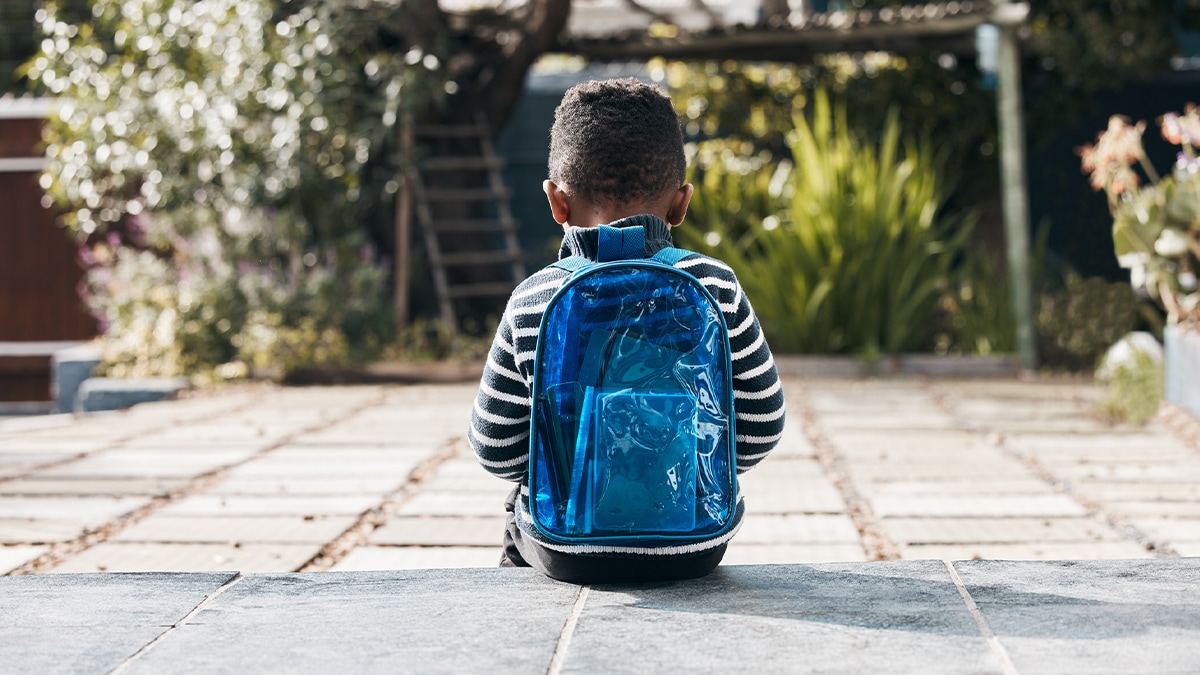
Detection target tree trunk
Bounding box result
[760,0,790,26]
[441,0,572,133]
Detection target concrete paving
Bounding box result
[2,370,1200,671]
[2,559,1198,673]
[1,374,1198,573]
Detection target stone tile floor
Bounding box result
[1,374,1197,576]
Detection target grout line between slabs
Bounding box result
[107,572,246,675]
[546,584,591,675]
[943,560,1019,675]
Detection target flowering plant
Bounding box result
[1080,106,1200,325]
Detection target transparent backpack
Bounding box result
[528,224,737,545]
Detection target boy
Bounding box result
[469,77,785,583]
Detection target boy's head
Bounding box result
[544,78,692,229]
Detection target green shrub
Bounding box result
[1035,273,1140,372]
[26,0,444,378]
[1096,349,1164,425]
[678,90,972,355]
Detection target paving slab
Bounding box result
[953,559,1200,673]
[822,429,982,450]
[368,516,506,547]
[835,443,1000,462]
[1051,464,1200,482]
[1174,542,1200,555]
[427,459,520,491]
[951,399,1092,420]
[49,542,323,573]
[861,477,1052,497]
[110,515,358,544]
[223,457,422,479]
[4,560,1200,673]
[0,477,189,496]
[1007,435,1194,452]
[736,514,862,545]
[739,475,847,514]
[1070,481,1200,501]
[0,495,150,520]
[723,543,869,564]
[767,417,818,458]
[0,518,95,543]
[0,572,235,673]
[1126,517,1200,544]
[392,490,509,517]
[883,517,1125,546]
[0,544,49,573]
[570,562,1001,673]
[332,545,503,571]
[815,411,959,431]
[1106,501,1200,518]
[0,439,101,455]
[31,448,259,479]
[846,462,1031,482]
[899,541,1155,561]
[870,494,1087,518]
[120,568,574,673]
[155,494,381,517]
[204,476,406,496]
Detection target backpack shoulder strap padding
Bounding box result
[550,256,590,273]
[651,247,695,266]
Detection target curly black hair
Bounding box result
[547,78,686,206]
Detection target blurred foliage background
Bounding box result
[24,0,447,379]
[4,0,1199,376]
[664,0,1199,368]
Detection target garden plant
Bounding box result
[26,0,445,379]
[1079,106,1200,326]
[676,90,975,356]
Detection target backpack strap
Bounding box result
[551,256,590,273]
[651,247,694,266]
[597,225,646,262]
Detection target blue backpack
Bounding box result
[528,224,738,546]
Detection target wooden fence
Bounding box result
[0,100,96,402]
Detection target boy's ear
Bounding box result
[665,183,694,227]
[543,180,571,226]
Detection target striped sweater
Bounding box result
[469,214,786,557]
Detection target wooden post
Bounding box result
[994,1,1036,372]
[394,113,413,335]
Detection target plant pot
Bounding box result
[1164,324,1200,419]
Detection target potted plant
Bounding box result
[1079,106,1200,416]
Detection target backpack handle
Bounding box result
[596,225,646,262]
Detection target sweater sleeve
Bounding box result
[675,254,786,473]
[469,304,534,482]
[468,268,564,482]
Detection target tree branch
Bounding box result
[689,0,723,29]
[621,0,674,25]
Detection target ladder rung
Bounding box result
[431,218,517,234]
[421,156,504,171]
[448,282,518,298]
[414,124,482,139]
[439,251,524,266]
[423,187,511,201]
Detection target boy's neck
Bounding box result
[543,179,693,231]
[565,202,656,230]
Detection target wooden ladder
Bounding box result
[402,114,526,336]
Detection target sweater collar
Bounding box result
[558,214,675,261]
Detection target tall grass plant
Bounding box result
[680,91,973,355]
